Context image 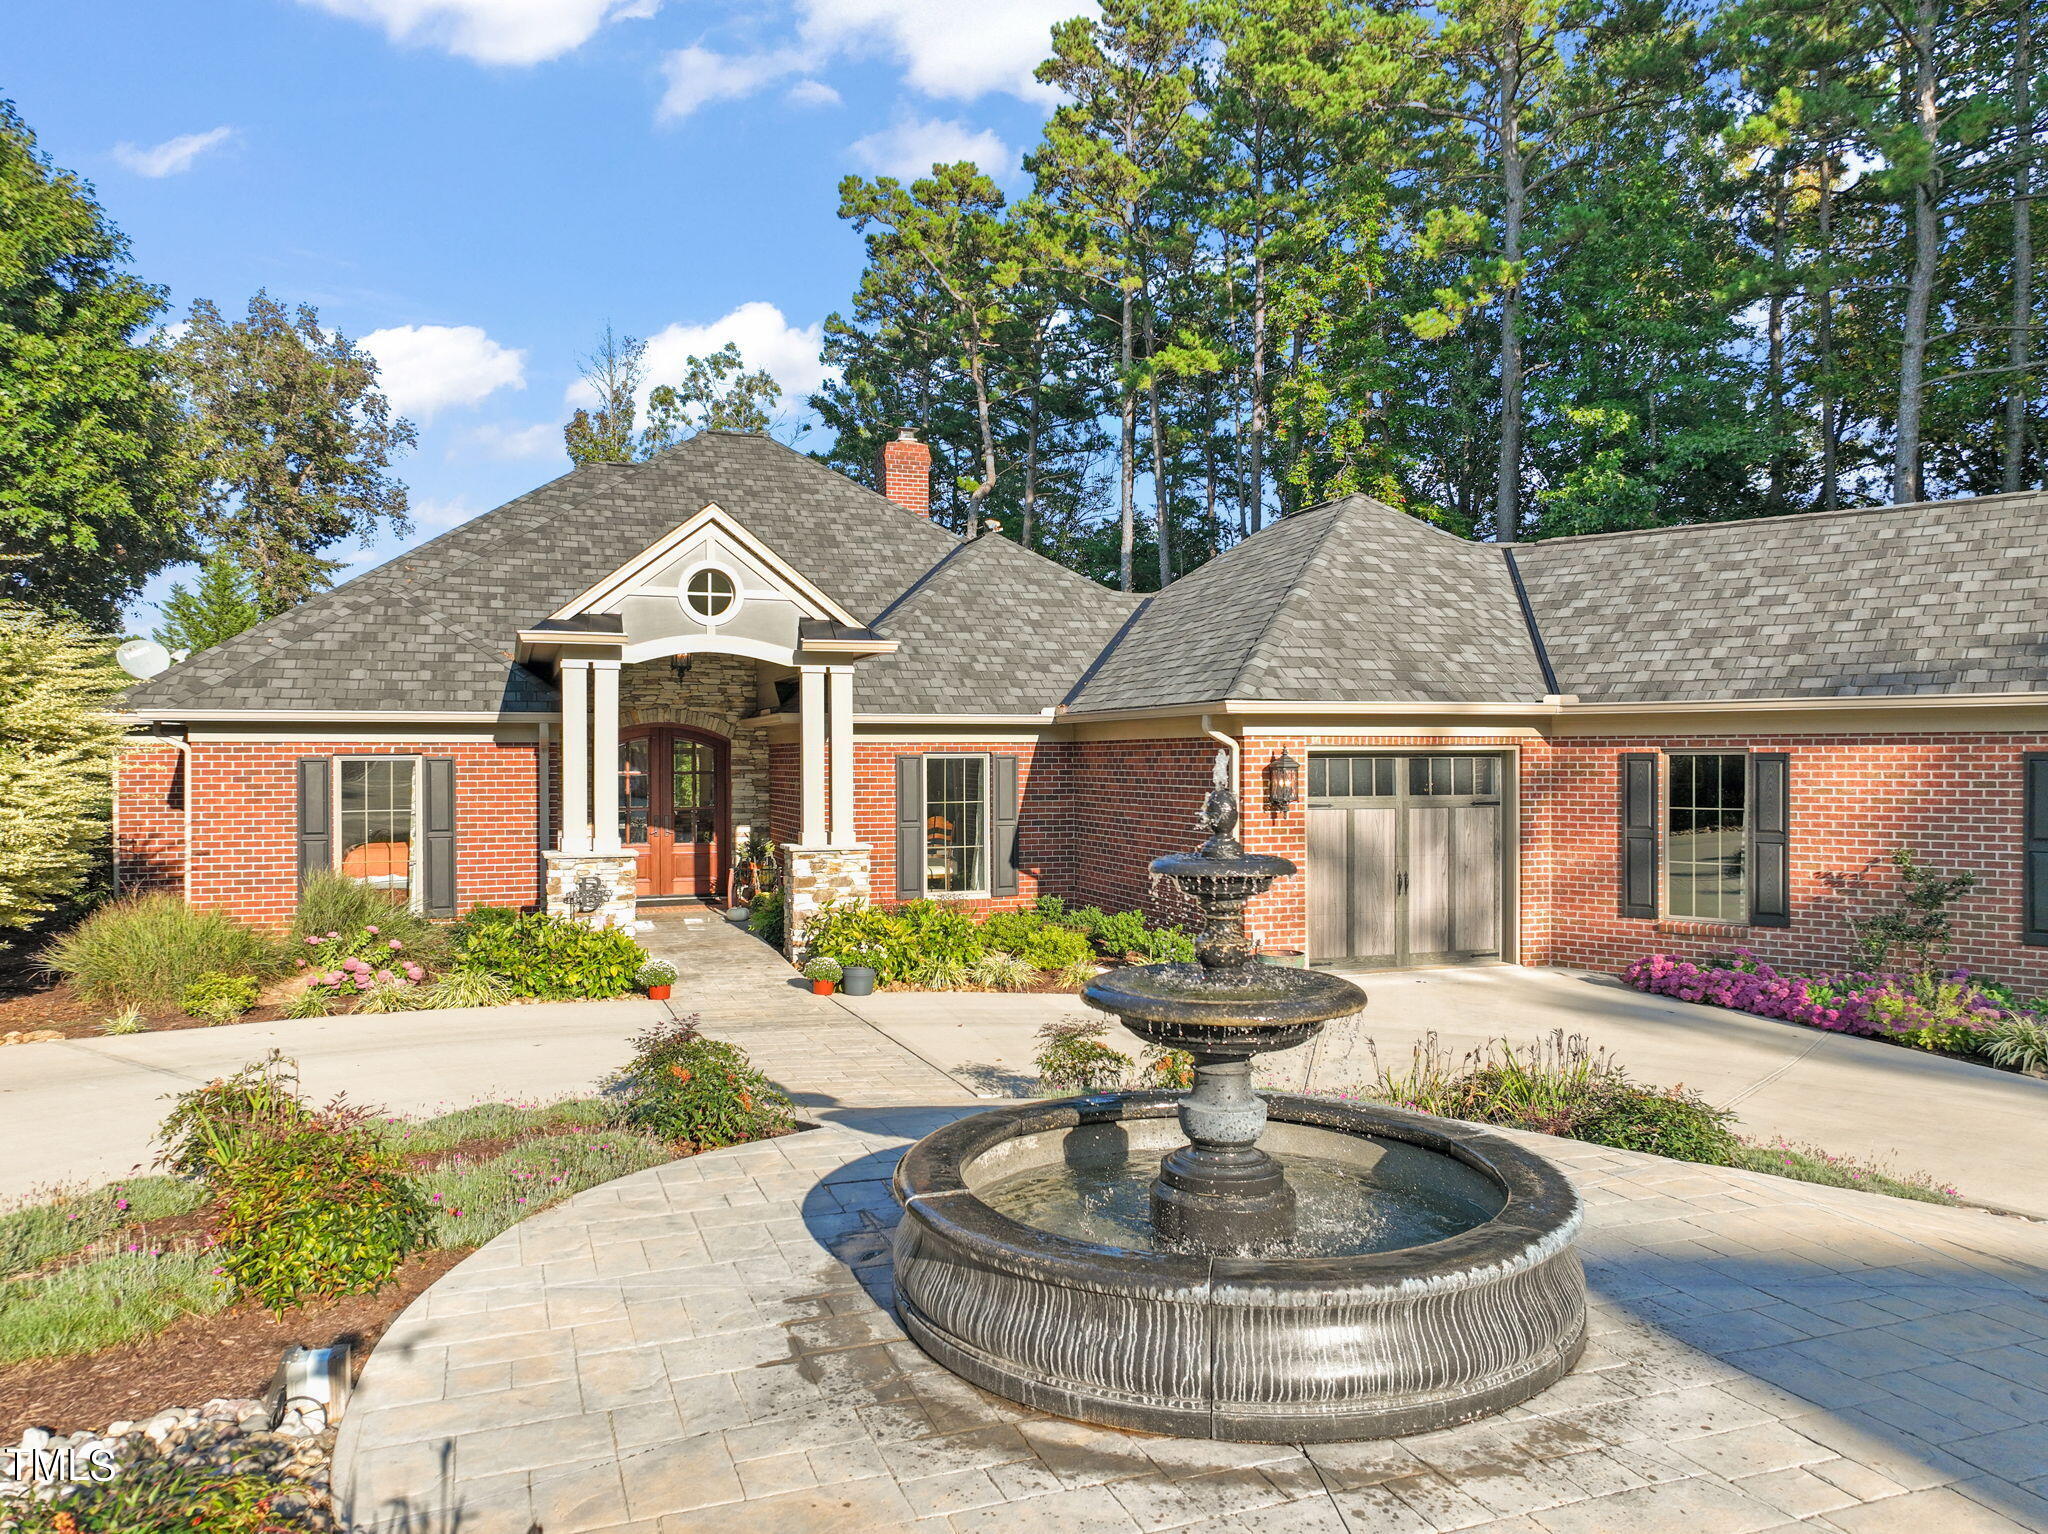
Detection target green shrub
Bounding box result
[155,1051,313,1182]
[748,888,785,948]
[607,1017,793,1149]
[100,1005,145,1035]
[1134,924,1197,963]
[1140,1046,1195,1089]
[1088,908,1153,957]
[279,985,333,1019]
[292,871,455,967]
[423,966,515,1009]
[0,1248,229,1365]
[1572,1080,1740,1163]
[1019,923,1094,973]
[42,895,285,1009]
[1048,958,1100,990]
[1982,1016,2048,1072]
[458,912,646,999]
[356,976,429,1013]
[0,1177,205,1280]
[180,971,260,1023]
[1895,1022,1986,1056]
[899,899,987,966]
[454,903,522,940]
[214,1109,432,1309]
[1055,904,1112,938]
[966,952,1039,991]
[801,899,919,983]
[980,908,1050,954]
[1034,1018,1132,1093]
[906,954,973,989]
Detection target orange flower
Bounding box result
[54,1515,80,1534]
[739,1092,753,1111]
[669,1066,692,1083]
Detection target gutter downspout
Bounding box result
[149,724,194,905]
[1200,713,1240,803]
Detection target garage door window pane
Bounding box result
[1668,753,1746,921]
[1310,755,1396,799]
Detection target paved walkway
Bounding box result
[336,914,2048,1534]
[839,964,2048,1217]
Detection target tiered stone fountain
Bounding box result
[892,754,1587,1442]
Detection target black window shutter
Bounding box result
[1750,752,1790,928]
[295,759,332,891]
[422,757,458,918]
[2026,753,2048,945]
[895,756,924,899]
[990,755,1020,898]
[1620,753,1659,919]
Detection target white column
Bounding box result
[828,666,855,845]
[591,658,622,853]
[799,666,827,846]
[560,660,590,853]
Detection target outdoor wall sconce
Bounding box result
[1266,753,1302,813]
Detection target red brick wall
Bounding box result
[1522,732,2048,990]
[767,742,800,849]
[854,740,1071,913]
[114,742,186,897]
[1067,738,1217,928]
[119,739,545,928]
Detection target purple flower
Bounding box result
[389,939,403,951]
[366,925,380,936]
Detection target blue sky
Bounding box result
[12,0,1086,632]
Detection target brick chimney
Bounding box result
[878,426,931,517]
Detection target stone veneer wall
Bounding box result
[618,655,770,837]
[782,845,871,953]
[543,850,640,929]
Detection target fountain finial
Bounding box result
[1195,749,1242,858]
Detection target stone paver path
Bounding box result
[336,914,2048,1533]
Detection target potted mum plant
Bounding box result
[802,957,843,996]
[638,958,678,1001]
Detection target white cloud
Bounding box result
[658,45,811,120]
[360,324,526,421]
[410,496,491,529]
[457,421,560,460]
[786,78,842,107]
[112,126,234,178]
[297,0,659,66]
[564,302,831,413]
[797,0,1091,102]
[850,116,1013,180]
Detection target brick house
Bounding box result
[117,429,2048,985]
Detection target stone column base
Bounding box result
[781,844,870,957]
[544,850,642,929]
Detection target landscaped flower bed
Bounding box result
[1626,950,2048,1075]
[9,876,649,1041]
[0,1020,791,1528]
[797,895,1194,993]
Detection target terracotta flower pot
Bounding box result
[647,984,672,1001]
[810,979,836,996]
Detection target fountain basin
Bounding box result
[1083,961,1367,1034]
[892,1092,1587,1442]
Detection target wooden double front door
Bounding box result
[1307,753,1506,968]
[619,726,726,898]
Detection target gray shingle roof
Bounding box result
[860,533,1140,714]
[124,433,2048,720]
[126,433,965,714]
[1068,497,1550,710]
[1513,490,2048,701]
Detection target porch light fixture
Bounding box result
[1266,753,1302,813]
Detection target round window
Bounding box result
[685,567,737,621]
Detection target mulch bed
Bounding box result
[0,1249,469,1439]
[0,981,292,1039]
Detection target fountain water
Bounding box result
[891,753,1587,1441]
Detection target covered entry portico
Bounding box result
[515,500,896,933]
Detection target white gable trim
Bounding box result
[546,502,860,626]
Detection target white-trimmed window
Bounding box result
[336,757,420,902]
[681,562,740,624]
[923,755,989,896]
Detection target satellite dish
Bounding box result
[116,639,174,680]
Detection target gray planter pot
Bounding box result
[840,965,878,997]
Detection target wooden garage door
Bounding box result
[1307,753,1504,968]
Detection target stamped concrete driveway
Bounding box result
[840,963,2048,1218]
